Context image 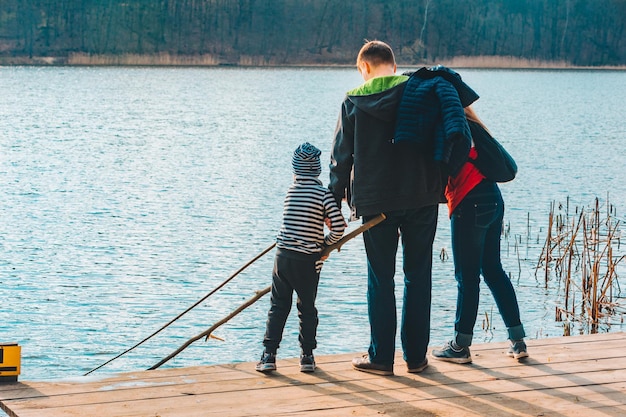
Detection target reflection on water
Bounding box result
[0,67,624,381]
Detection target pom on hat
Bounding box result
[292,142,322,177]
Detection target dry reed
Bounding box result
[536,196,624,335]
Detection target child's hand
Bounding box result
[325,217,347,229]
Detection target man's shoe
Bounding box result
[432,341,472,364]
[407,358,429,373]
[352,354,393,376]
[300,354,316,372]
[507,340,529,360]
[255,351,277,373]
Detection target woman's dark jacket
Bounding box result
[393,66,479,176]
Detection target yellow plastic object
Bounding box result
[0,343,21,383]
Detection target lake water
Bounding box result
[1,67,624,383]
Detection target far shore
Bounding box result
[1,53,624,70]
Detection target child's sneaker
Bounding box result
[432,341,472,364]
[255,351,277,373]
[507,340,529,360]
[300,354,316,373]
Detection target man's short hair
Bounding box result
[356,40,396,68]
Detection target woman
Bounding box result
[432,106,528,364]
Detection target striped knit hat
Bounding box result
[292,142,322,177]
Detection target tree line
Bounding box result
[0,0,624,66]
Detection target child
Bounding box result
[256,142,346,373]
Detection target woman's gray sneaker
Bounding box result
[432,341,472,364]
[507,340,529,360]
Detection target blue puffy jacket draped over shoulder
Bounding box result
[393,66,480,176]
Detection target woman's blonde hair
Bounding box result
[464,105,489,132]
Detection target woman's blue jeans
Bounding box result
[362,206,438,366]
[451,181,525,347]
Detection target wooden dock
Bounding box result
[1,332,625,416]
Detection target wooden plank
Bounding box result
[4,331,624,401]
[1,333,625,417]
[7,374,624,417]
[2,362,611,405]
[2,359,615,403]
[4,335,625,402]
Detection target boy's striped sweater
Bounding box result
[277,176,345,254]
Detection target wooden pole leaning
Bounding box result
[149,286,272,370]
[84,242,277,376]
[321,213,386,258]
[148,213,387,370]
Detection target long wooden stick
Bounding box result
[149,286,271,370]
[321,213,386,257]
[84,242,276,376]
[148,213,387,370]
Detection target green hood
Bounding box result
[346,75,409,122]
[347,75,409,96]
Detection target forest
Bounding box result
[0,0,624,67]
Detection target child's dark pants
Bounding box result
[263,249,320,355]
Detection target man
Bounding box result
[329,40,444,375]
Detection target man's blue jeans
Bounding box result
[451,180,525,347]
[362,206,438,366]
